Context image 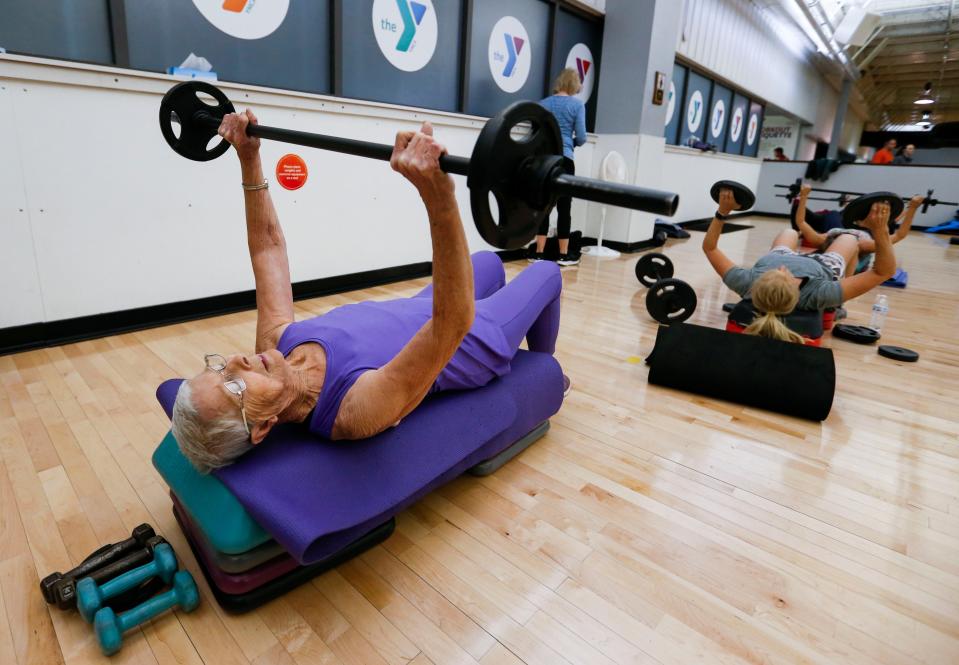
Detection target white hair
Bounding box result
[171,381,253,474]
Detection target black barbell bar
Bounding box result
[161,81,679,250]
[775,181,956,213]
[191,111,473,177]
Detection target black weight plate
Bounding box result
[877,345,919,362]
[832,323,880,344]
[841,192,904,232]
[710,180,755,211]
[468,102,563,250]
[646,278,697,325]
[160,81,235,162]
[635,252,674,287]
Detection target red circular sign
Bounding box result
[276,154,308,191]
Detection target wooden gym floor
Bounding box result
[0,217,957,665]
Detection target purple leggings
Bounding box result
[415,251,562,355]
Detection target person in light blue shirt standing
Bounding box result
[531,69,587,266]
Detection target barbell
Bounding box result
[159,81,679,250]
[775,178,957,215]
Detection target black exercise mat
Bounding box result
[646,323,835,421]
[681,220,753,233]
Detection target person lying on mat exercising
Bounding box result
[793,184,923,274]
[171,110,565,473]
[703,187,897,343]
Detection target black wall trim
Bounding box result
[0,251,533,357]
[579,235,670,254]
[2,261,437,357]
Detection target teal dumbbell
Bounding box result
[76,543,178,622]
[94,570,199,656]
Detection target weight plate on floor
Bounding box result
[710,180,755,211]
[877,345,919,362]
[646,278,697,325]
[635,252,674,287]
[832,323,881,344]
[159,81,235,162]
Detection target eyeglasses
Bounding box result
[204,354,251,436]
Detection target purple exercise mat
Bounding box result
[173,500,300,594]
[157,350,563,565]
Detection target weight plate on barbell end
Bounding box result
[634,252,674,288]
[877,345,919,362]
[159,81,236,162]
[645,278,697,325]
[710,180,756,212]
[832,323,881,345]
[468,101,564,250]
[841,192,904,233]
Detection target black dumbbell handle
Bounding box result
[40,524,155,604]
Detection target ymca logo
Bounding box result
[686,90,704,133]
[501,34,526,77]
[710,99,725,139]
[730,106,745,142]
[221,0,252,12]
[746,113,759,146]
[191,0,289,39]
[372,0,438,72]
[489,16,531,93]
[565,43,596,102]
[665,80,677,127]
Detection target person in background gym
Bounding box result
[773,147,788,161]
[793,184,924,274]
[703,187,897,343]
[893,143,915,165]
[871,138,897,165]
[530,68,587,267]
[171,110,566,473]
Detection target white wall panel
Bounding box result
[0,55,595,326]
[676,0,826,125]
[0,83,45,328]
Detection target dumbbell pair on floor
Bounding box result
[41,524,200,655]
[635,253,698,325]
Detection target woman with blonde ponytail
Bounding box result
[702,187,899,318]
[743,270,806,344]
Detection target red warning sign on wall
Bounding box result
[276,154,308,191]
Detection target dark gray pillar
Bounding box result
[827,77,853,160]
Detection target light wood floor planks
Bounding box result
[1,217,958,664]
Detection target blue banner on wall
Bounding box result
[743,100,765,157]
[466,0,551,118]
[664,63,686,146]
[678,71,712,148]
[125,0,332,95]
[707,83,733,150]
[340,0,464,112]
[724,93,750,155]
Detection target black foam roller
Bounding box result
[646,324,835,421]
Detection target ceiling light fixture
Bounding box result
[916,111,932,129]
[914,82,934,105]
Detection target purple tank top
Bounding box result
[276,298,512,439]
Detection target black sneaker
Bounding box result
[557,253,580,267]
[527,252,544,263]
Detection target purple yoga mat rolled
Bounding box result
[157,350,563,564]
